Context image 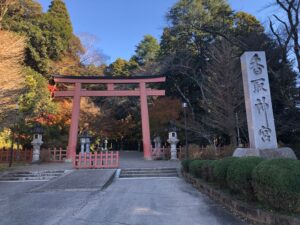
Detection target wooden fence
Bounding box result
[73,151,119,169]
[0,148,32,162]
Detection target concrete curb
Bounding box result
[101,169,117,191]
[182,172,300,225]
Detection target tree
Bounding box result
[132,35,160,65]
[270,0,300,72]
[19,67,57,119]
[0,0,15,28]
[159,0,233,116]
[43,0,73,60]
[107,58,131,76]
[0,30,25,129]
[149,97,182,137]
[3,0,76,74]
[203,40,245,146]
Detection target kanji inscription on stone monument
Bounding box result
[241,52,278,149]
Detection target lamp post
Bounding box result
[9,104,19,167]
[182,102,188,159]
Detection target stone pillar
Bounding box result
[233,51,297,159]
[167,132,179,160]
[31,134,43,163]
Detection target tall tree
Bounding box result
[107,58,131,76]
[0,30,25,128]
[270,0,300,72]
[0,0,14,28]
[132,35,160,65]
[203,39,245,146]
[44,0,73,60]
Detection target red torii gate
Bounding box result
[53,75,166,160]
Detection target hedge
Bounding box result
[200,160,215,181]
[213,157,238,187]
[189,160,207,178]
[252,159,300,213]
[181,159,194,173]
[227,157,264,199]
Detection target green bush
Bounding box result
[181,159,194,173]
[252,159,300,213]
[213,157,238,187]
[201,160,215,181]
[189,160,205,177]
[227,157,264,199]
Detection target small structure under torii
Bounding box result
[53,75,166,160]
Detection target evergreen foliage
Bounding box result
[19,67,57,118]
[132,35,160,65]
[227,157,264,199]
[212,157,238,187]
[252,159,300,213]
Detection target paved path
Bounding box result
[0,176,248,225]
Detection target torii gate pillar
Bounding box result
[140,82,151,159]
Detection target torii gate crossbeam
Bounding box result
[53,75,166,160]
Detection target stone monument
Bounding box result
[233,51,297,159]
[167,131,179,160]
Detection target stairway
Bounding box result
[119,168,178,178]
[0,170,66,181]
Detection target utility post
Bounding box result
[182,102,188,159]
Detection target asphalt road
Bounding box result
[0,176,248,225]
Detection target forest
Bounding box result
[0,0,299,157]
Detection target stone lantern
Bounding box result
[153,135,162,158]
[104,137,108,151]
[167,131,179,160]
[79,129,91,154]
[31,124,44,163]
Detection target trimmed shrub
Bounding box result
[189,160,206,177]
[227,157,264,199]
[252,159,300,213]
[213,157,238,187]
[181,159,194,173]
[201,160,215,181]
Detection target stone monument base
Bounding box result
[233,147,297,159]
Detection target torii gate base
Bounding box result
[53,75,166,160]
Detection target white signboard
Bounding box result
[241,52,278,149]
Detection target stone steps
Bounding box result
[119,168,178,178]
[0,170,66,181]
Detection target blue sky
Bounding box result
[37,0,273,63]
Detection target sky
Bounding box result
[37,0,273,63]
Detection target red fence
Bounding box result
[41,148,67,162]
[40,147,66,162]
[0,148,32,162]
[73,151,119,169]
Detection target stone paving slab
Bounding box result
[32,169,116,192]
